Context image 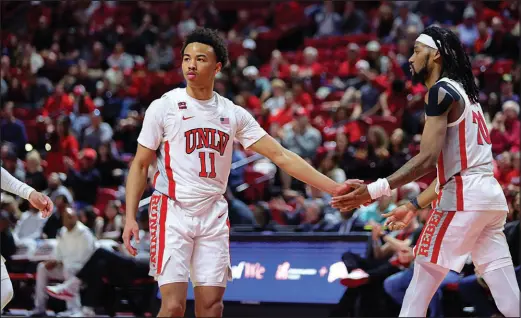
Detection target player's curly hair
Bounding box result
[182,28,229,66]
[422,25,480,104]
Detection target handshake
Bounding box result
[330,178,415,232]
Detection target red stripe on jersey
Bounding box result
[437,151,446,185]
[152,171,160,188]
[458,119,468,170]
[455,175,464,211]
[156,194,168,275]
[430,211,456,263]
[163,141,176,199]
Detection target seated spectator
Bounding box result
[263,79,287,116]
[490,111,510,156]
[78,206,99,234]
[94,200,123,241]
[65,148,101,208]
[341,1,368,35]
[280,108,322,160]
[30,207,97,317]
[0,101,28,158]
[494,151,514,187]
[1,143,25,182]
[24,150,47,192]
[225,188,256,226]
[12,204,46,243]
[318,152,346,183]
[331,208,421,317]
[41,83,74,119]
[106,42,134,72]
[502,100,520,152]
[46,209,150,316]
[70,84,96,136]
[314,1,342,37]
[43,172,73,205]
[95,142,126,188]
[388,128,410,173]
[41,194,69,240]
[0,194,21,226]
[297,47,323,79]
[82,109,114,150]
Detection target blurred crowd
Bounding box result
[0,0,519,316]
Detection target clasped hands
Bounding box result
[331,179,415,231]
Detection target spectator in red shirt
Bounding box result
[298,47,323,79]
[337,43,360,79]
[502,100,520,152]
[46,115,79,174]
[494,151,513,187]
[292,80,313,111]
[41,83,74,119]
[490,112,510,156]
[259,50,291,80]
[379,79,408,120]
[235,82,262,115]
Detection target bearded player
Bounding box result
[1,167,53,311]
[332,26,519,317]
[122,28,351,318]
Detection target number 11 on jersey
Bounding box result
[199,152,217,178]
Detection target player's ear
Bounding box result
[215,62,222,75]
[433,49,441,62]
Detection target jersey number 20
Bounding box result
[199,152,217,178]
[472,111,492,145]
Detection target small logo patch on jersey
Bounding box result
[182,116,194,120]
[178,102,187,109]
[220,117,229,125]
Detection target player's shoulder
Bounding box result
[147,88,184,113]
[428,78,462,101]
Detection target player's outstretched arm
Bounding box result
[1,167,53,217]
[123,144,156,255]
[248,134,359,196]
[332,85,457,211]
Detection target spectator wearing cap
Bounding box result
[365,41,391,75]
[0,101,28,158]
[0,143,25,182]
[390,2,424,41]
[298,47,324,79]
[337,43,361,79]
[65,148,101,208]
[457,7,479,49]
[82,109,114,150]
[314,1,342,38]
[243,66,272,102]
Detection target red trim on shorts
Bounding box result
[455,175,464,210]
[226,218,231,263]
[163,141,176,199]
[430,211,456,263]
[437,189,443,207]
[413,210,433,256]
[152,171,160,188]
[437,151,446,185]
[458,120,468,170]
[156,194,168,275]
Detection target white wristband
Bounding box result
[367,178,392,200]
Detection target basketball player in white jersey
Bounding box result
[1,167,53,311]
[122,28,352,318]
[331,26,519,317]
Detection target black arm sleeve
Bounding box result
[424,81,462,116]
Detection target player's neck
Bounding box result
[425,66,443,89]
[186,85,214,101]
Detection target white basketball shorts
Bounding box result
[413,209,511,273]
[148,191,232,287]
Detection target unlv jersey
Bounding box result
[137,88,267,215]
[435,78,508,211]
